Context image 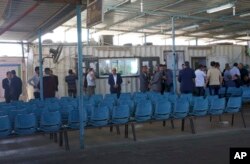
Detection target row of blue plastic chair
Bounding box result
[0,96,243,138]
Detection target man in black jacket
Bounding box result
[65,69,77,98]
[2,71,12,103]
[10,70,22,101]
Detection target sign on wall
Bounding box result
[86,0,103,28]
[163,50,185,72]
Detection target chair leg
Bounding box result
[240,111,247,128]
[219,115,222,122]
[181,119,185,131]
[171,120,174,129]
[50,133,53,140]
[231,114,234,126]
[63,130,70,151]
[115,125,120,135]
[110,126,113,132]
[162,121,166,127]
[124,124,128,138]
[54,133,57,143]
[189,118,196,134]
[59,132,63,147]
[209,116,212,122]
[131,123,137,141]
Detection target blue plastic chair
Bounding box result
[190,98,208,116]
[48,102,61,112]
[172,99,189,119]
[105,93,117,100]
[153,101,171,120]
[206,95,219,108]
[180,93,193,104]
[9,109,28,127]
[90,106,109,126]
[226,87,242,97]
[40,111,61,132]
[218,87,226,97]
[118,99,135,116]
[135,100,152,122]
[83,104,94,121]
[60,105,74,122]
[0,115,11,138]
[225,97,242,113]
[133,92,147,99]
[225,97,246,127]
[190,96,204,108]
[112,105,130,124]
[15,113,37,135]
[167,94,178,105]
[208,98,225,115]
[119,93,132,100]
[242,90,250,103]
[90,94,103,105]
[68,109,87,129]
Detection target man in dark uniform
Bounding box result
[10,70,22,101]
[2,71,12,103]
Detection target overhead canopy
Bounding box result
[0,0,86,41]
[0,0,250,43]
[62,0,250,43]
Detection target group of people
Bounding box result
[139,61,250,96]
[28,67,59,100]
[178,61,249,96]
[64,67,123,98]
[3,61,247,103]
[2,70,22,103]
[140,64,173,94]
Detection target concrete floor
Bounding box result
[1,109,250,164]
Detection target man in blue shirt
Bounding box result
[178,61,196,94]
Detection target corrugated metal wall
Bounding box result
[29,45,248,97]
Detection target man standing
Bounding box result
[140,65,149,92]
[28,66,40,99]
[195,64,206,96]
[207,61,222,95]
[50,70,59,97]
[150,65,162,93]
[178,61,195,94]
[65,69,77,98]
[10,70,22,101]
[230,63,241,87]
[87,68,96,96]
[108,68,123,97]
[238,63,249,86]
[164,65,173,92]
[2,71,12,103]
[38,68,57,99]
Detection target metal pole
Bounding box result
[196,37,198,46]
[87,28,90,46]
[144,33,147,45]
[21,41,27,100]
[171,17,177,94]
[76,4,84,149]
[38,30,44,100]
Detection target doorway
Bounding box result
[191,57,206,70]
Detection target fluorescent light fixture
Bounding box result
[240,13,250,17]
[181,24,199,30]
[207,3,234,14]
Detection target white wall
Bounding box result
[29,45,248,97]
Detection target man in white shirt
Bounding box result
[230,63,241,87]
[28,66,40,99]
[86,68,96,96]
[195,64,206,96]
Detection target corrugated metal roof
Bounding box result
[0,0,85,41]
